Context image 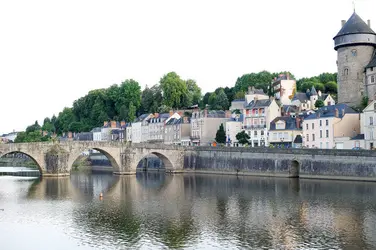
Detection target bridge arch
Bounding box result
[0,150,44,174]
[289,160,300,178]
[136,151,175,171]
[67,147,121,173]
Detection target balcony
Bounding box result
[243,125,266,129]
[245,113,265,118]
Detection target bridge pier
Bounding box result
[42,145,70,177]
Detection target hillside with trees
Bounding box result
[15,71,337,142]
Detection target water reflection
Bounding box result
[1,174,376,249]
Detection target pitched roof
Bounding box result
[293,135,303,143]
[246,99,272,108]
[304,104,358,120]
[292,92,309,102]
[334,12,376,39]
[269,116,301,131]
[366,52,376,69]
[232,99,245,102]
[207,110,226,118]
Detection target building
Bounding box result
[334,11,376,106]
[243,98,280,147]
[225,114,243,146]
[131,114,153,143]
[269,116,303,148]
[1,131,19,143]
[359,100,376,149]
[190,109,230,146]
[229,87,269,112]
[272,73,296,105]
[73,132,93,141]
[164,116,191,146]
[148,113,170,143]
[302,104,360,149]
[92,127,102,141]
[291,87,335,111]
[125,123,132,142]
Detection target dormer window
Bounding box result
[351,49,357,57]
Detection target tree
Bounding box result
[160,72,188,109]
[185,79,202,106]
[236,131,250,145]
[127,102,136,122]
[325,81,338,93]
[315,99,325,108]
[209,89,229,110]
[215,124,226,144]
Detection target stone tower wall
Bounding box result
[337,45,374,107]
[365,66,376,100]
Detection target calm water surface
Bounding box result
[0,171,375,249]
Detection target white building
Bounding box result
[125,124,132,142]
[148,113,170,142]
[272,73,296,105]
[225,115,243,146]
[360,100,376,149]
[92,127,102,141]
[131,114,153,143]
[302,104,360,149]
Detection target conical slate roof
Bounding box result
[310,86,317,96]
[334,12,375,39]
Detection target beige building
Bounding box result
[272,73,296,105]
[190,109,230,146]
[269,116,303,148]
[302,104,360,149]
[243,98,280,147]
[164,116,191,146]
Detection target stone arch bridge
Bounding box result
[0,142,185,176]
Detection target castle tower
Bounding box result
[334,12,376,107]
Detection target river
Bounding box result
[0,170,375,249]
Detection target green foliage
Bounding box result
[236,131,250,145]
[15,124,51,143]
[185,79,202,106]
[215,124,226,144]
[233,91,245,100]
[361,96,369,110]
[26,121,41,133]
[160,72,188,109]
[141,84,163,113]
[314,99,325,108]
[127,102,136,122]
[208,89,229,110]
[297,72,337,94]
[324,81,337,93]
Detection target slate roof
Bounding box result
[269,116,301,131]
[366,52,376,69]
[282,105,298,114]
[253,89,266,95]
[334,12,376,39]
[310,86,317,95]
[91,127,101,133]
[246,99,272,108]
[292,92,309,102]
[350,134,365,140]
[228,114,244,122]
[207,110,226,118]
[232,99,245,102]
[293,135,303,144]
[304,104,358,120]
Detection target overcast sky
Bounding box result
[0,0,375,134]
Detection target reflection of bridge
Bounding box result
[0,142,185,176]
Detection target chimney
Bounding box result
[178,111,183,116]
[248,86,254,94]
[286,72,290,80]
[154,113,159,118]
[295,117,300,129]
[335,108,339,118]
[68,131,73,138]
[120,121,126,127]
[110,121,117,128]
[204,108,208,118]
[341,20,346,27]
[225,110,231,118]
[368,20,371,28]
[183,116,188,123]
[104,121,108,127]
[169,110,174,117]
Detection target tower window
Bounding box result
[351,49,357,56]
[344,68,349,76]
[372,76,375,83]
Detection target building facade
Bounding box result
[272,73,296,105]
[303,104,359,149]
[269,116,302,148]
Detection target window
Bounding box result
[370,117,374,125]
[351,49,357,56]
[372,76,375,83]
[306,134,309,142]
[326,119,329,126]
[326,142,329,149]
[344,68,349,75]
[254,131,257,136]
[284,132,288,139]
[312,123,314,129]
[320,130,323,138]
[326,130,329,138]
[320,142,323,149]
[261,130,264,136]
[312,134,315,141]
[273,133,277,140]
[306,124,308,130]
[320,120,322,126]
[278,132,282,139]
